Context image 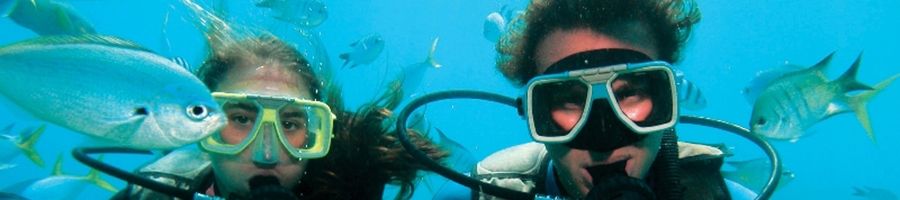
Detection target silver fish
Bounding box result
[749,52,898,143]
[1,0,96,36]
[742,64,805,105]
[722,157,795,191]
[339,34,385,68]
[853,186,899,200]
[674,69,708,110]
[400,37,441,98]
[0,124,44,167]
[255,0,327,28]
[0,35,225,150]
[21,155,117,200]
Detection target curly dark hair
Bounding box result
[196,35,447,199]
[496,0,701,86]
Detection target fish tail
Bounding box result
[86,163,119,193]
[1,0,19,17]
[837,52,873,91]
[52,153,63,176]
[426,37,441,68]
[17,124,45,167]
[339,53,350,68]
[848,74,900,144]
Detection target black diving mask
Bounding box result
[518,49,678,152]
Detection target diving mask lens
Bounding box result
[201,92,335,159]
[524,62,678,143]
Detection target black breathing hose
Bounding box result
[394,90,782,200]
[679,116,781,200]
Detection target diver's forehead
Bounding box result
[216,63,312,99]
[535,28,659,74]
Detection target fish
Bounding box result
[399,37,441,98]
[482,12,506,43]
[0,192,28,200]
[339,34,385,68]
[482,5,521,43]
[0,124,44,167]
[0,35,226,150]
[749,52,898,143]
[21,155,117,200]
[255,0,327,28]
[673,69,708,110]
[0,163,15,170]
[418,128,477,198]
[722,157,795,191]
[853,186,899,200]
[1,0,96,36]
[742,63,806,105]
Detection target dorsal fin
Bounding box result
[836,52,872,91]
[2,35,151,52]
[809,51,835,72]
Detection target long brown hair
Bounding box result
[196,35,447,199]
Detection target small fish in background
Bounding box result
[255,0,327,29]
[749,52,899,143]
[482,5,521,43]
[399,37,442,98]
[742,63,805,105]
[854,186,899,200]
[1,0,96,36]
[0,163,16,171]
[0,192,28,200]
[0,124,45,167]
[0,35,225,150]
[339,34,385,69]
[21,155,117,200]
[673,69,707,110]
[722,157,795,192]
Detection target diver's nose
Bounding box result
[251,122,280,168]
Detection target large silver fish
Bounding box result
[749,52,898,143]
[0,35,225,150]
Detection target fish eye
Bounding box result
[186,104,209,120]
[755,118,767,126]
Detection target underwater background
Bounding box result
[1,0,899,199]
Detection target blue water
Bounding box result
[1,0,899,199]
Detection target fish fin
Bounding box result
[836,52,873,92]
[425,37,441,68]
[170,57,191,72]
[2,35,151,52]
[86,157,118,193]
[1,0,19,18]
[809,51,835,72]
[339,53,351,68]
[51,153,63,176]
[16,124,45,167]
[847,74,900,144]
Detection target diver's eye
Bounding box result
[187,104,209,120]
[755,118,767,126]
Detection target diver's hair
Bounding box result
[195,35,323,100]
[296,79,448,199]
[497,0,701,86]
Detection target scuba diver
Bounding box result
[471,0,735,199]
[103,32,446,199]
